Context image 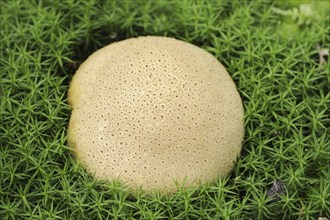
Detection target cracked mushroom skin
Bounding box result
[67,36,244,193]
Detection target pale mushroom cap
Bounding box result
[68,36,244,193]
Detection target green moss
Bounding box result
[0,0,329,219]
[272,1,330,41]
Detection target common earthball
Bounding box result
[67,36,244,193]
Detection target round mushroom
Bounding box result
[67,36,244,193]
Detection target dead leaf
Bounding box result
[317,45,329,65]
[266,179,286,201]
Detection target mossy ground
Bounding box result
[0,0,329,219]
